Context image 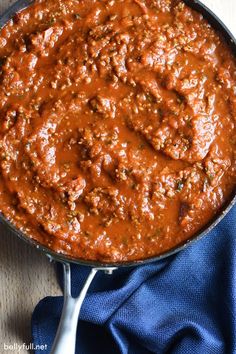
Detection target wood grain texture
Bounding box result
[0,0,235,353]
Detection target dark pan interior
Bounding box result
[0,0,235,268]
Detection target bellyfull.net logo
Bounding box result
[3,342,48,352]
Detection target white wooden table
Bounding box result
[0,0,235,353]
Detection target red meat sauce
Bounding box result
[0,0,235,262]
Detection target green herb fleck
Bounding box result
[146,94,154,102]
[177,181,184,191]
[122,237,128,246]
[154,228,162,237]
[186,116,192,128]
[48,17,56,26]
[74,13,81,20]
[158,108,164,119]
[208,173,214,181]
[138,143,146,150]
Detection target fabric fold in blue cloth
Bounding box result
[32,206,236,354]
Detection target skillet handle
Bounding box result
[50,263,116,354]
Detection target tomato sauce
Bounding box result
[0,0,235,262]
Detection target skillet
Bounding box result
[0,0,235,353]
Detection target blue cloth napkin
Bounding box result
[32,205,236,354]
